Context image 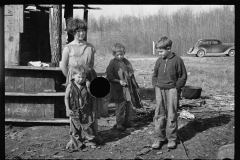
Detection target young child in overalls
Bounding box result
[64,65,97,150]
[106,43,142,131]
[152,37,187,149]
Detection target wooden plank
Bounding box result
[44,98,55,118]
[13,5,20,33]
[34,98,46,119]
[5,98,13,118]
[5,97,24,118]
[10,97,45,119]
[5,96,57,119]
[5,118,69,123]
[15,77,24,92]
[4,66,105,75]
[9,5,21,65]
[5,65,62,71]
[5,73,15,92]
[49,8,53,56]
[4,16,14,32]
[4,5,14,16]
[15,99,23,119]
[5,16,20,65]
[24,76,35,92]
[19,5,24,33]
[5,92,65,96]
[34,72,45,92]
[22,97,42,119]
[5,117,121,125]
[4,30,20,65]
[44,71,55,91]
[4,17,12,64]
[14,32,20,65]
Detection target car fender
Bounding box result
[189,47,206,55]
[223,47,234,54]
[228,46,235,50]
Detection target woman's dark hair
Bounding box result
[66,17,88,35]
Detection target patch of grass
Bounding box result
[94,56,234,96]
[184,57,234,95]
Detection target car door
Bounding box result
[199,40,211,53]
[210,40,224,55]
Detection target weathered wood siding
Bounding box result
[5,67,63,92]
[5,67,66,119]
[5,5,23,65]
[5,97,55,119]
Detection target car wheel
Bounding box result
[228,50,235,57]
[197,50,205,57]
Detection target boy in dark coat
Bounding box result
[106,43,142,131]
[152,37,187,149]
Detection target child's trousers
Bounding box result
[154,86,179,142]
[115,101,136,126]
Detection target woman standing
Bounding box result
[60,17,102,150]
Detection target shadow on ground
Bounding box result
[178,114,232,143]
[97,87,156,145]
[139,87,155,100]
[98,114,154,145]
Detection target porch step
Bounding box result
[5,118,69,123]
[5,92,65,96]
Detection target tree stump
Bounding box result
[217,143,234,159]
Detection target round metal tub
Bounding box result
[182,86,202,99]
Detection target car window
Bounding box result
[201,41,210,45]
[212,41,219,45]
[198,41,210,45]
[195,40,212,46]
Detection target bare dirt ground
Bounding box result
[5,55,234,159]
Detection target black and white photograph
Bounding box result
[4,4,234,159]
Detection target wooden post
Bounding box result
[83,5,88,42]
[153,41,155,55]
[64,4,74,44]
[51,5,62,67]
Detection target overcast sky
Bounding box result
[73,5,228,20]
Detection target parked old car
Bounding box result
[187,39,235,57]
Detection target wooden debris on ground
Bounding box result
[97,93,234,129]
[180,94,234,112]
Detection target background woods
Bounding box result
[75,6,235,56]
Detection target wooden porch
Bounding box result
[4,4,109,123]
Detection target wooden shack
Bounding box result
[5,4,107,123]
